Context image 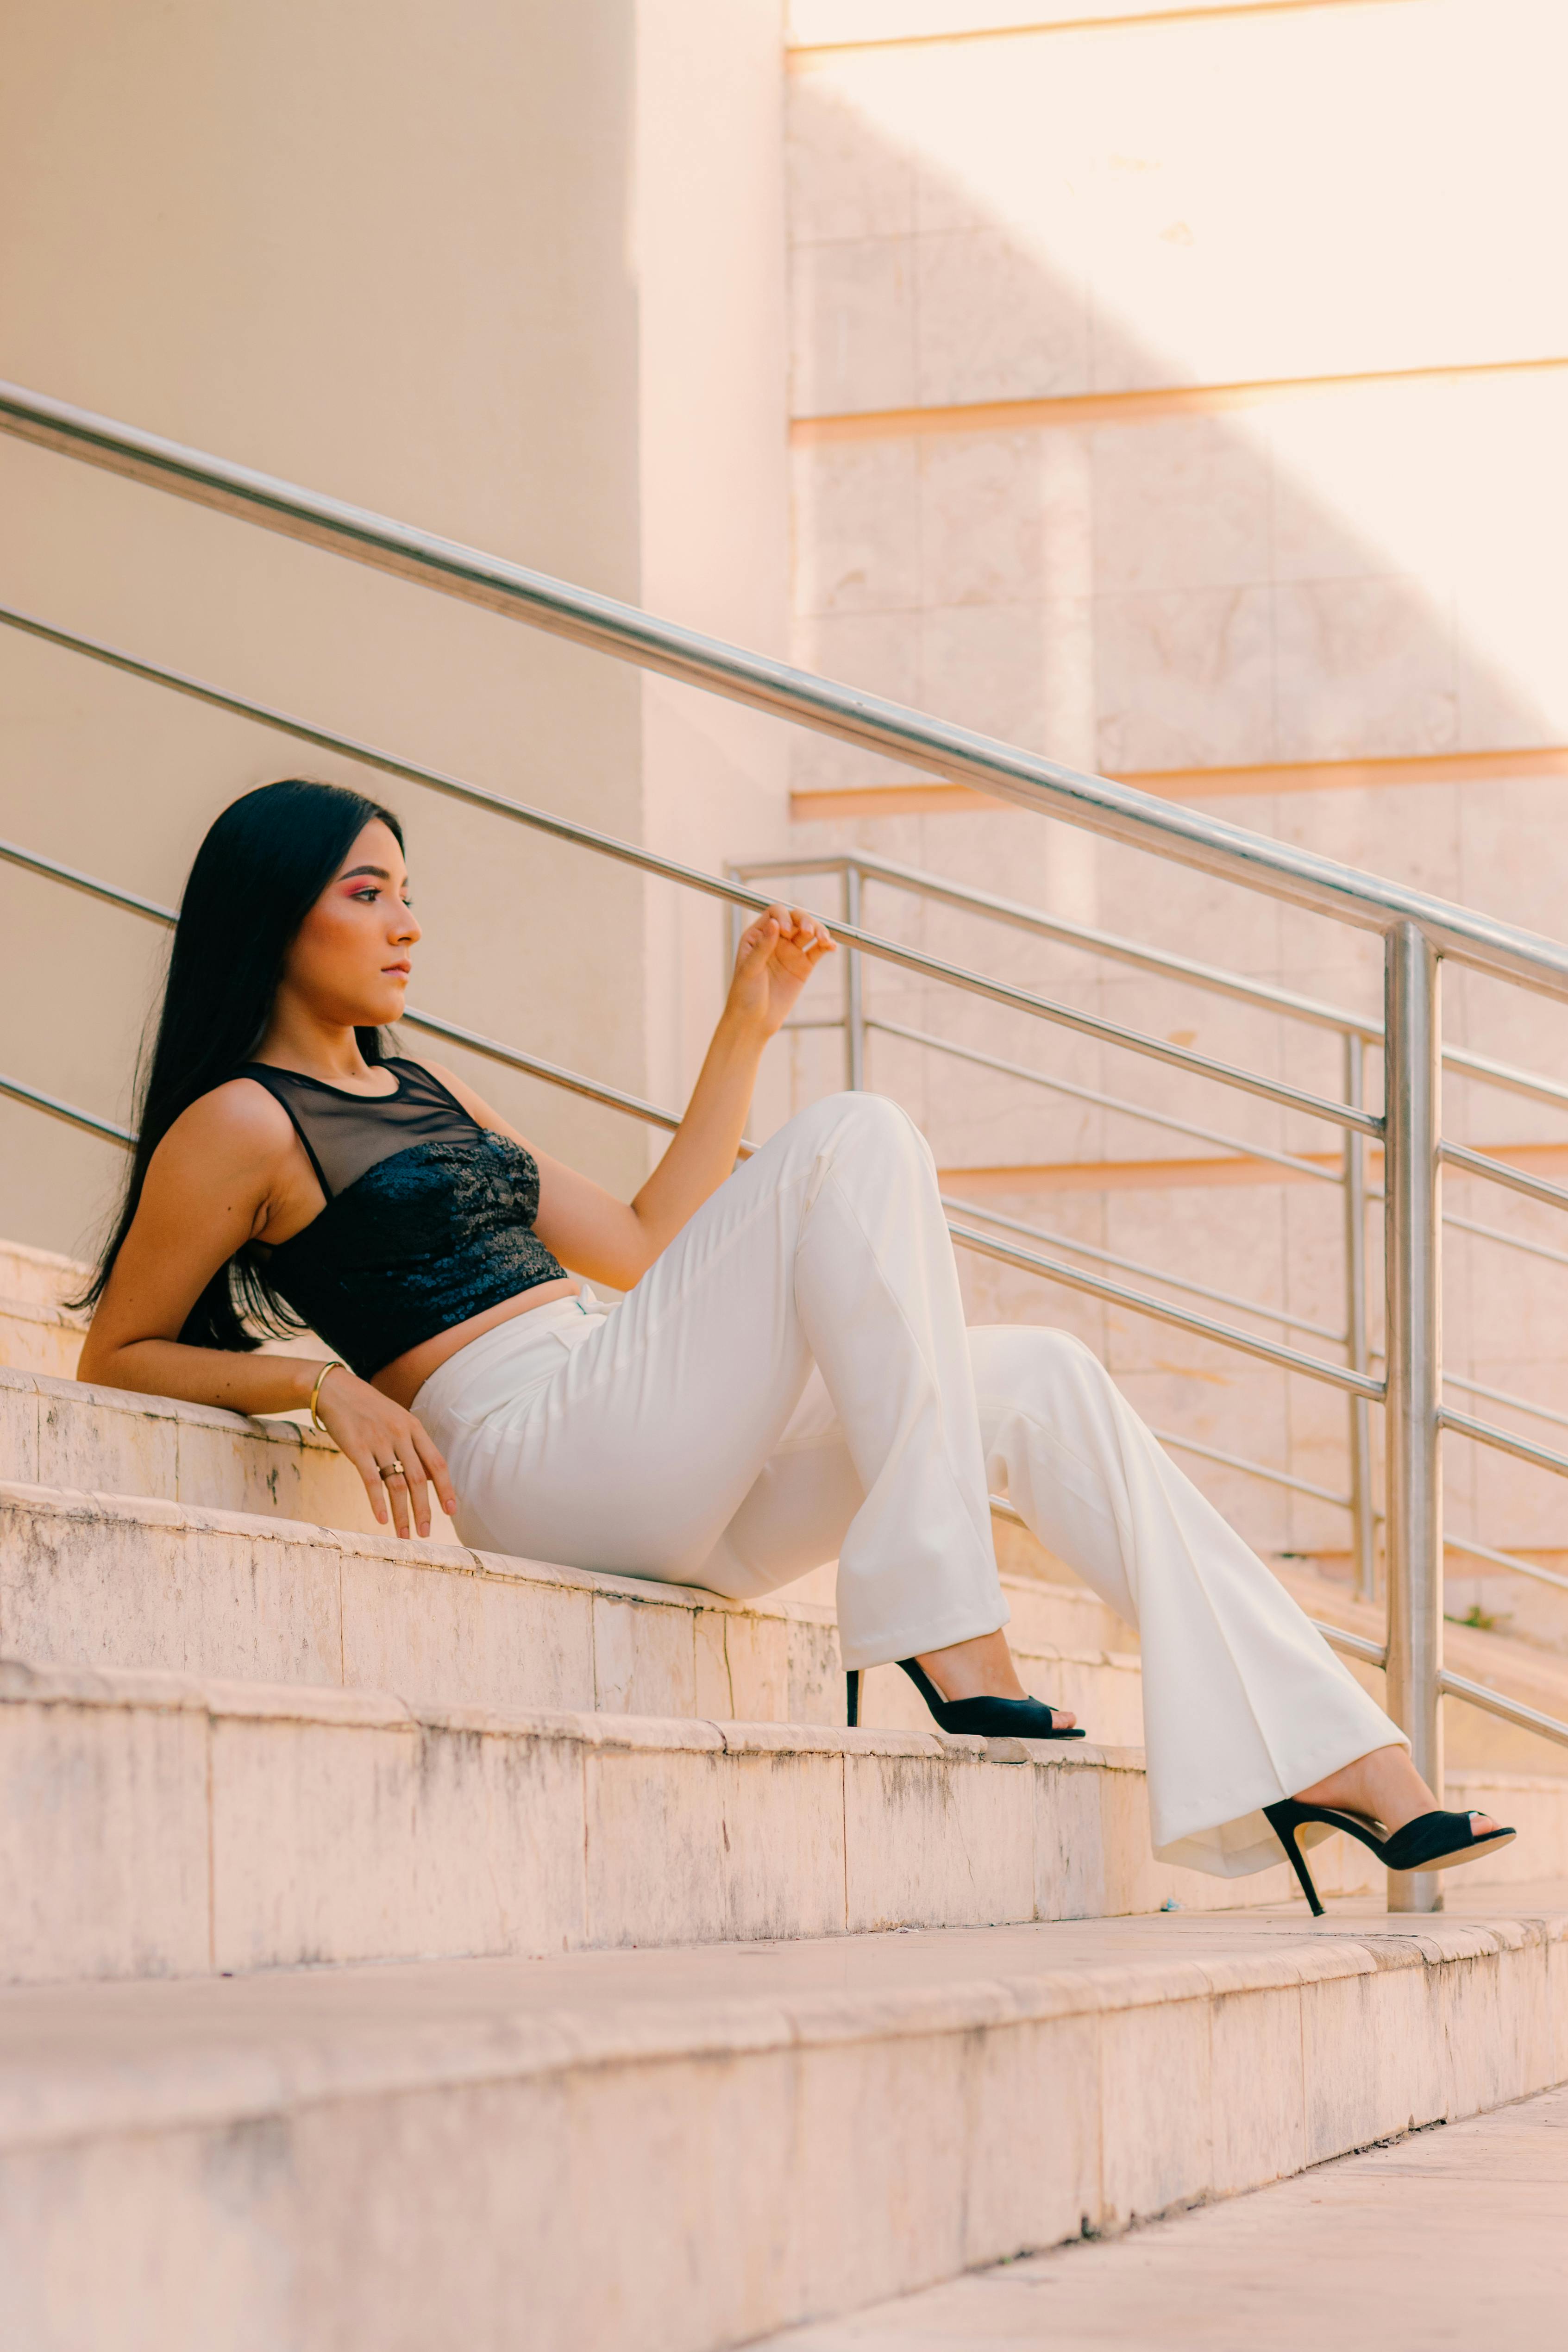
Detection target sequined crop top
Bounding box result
[241,1058,568,1377]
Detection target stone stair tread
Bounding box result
[6,1363,1563,1720]
[0,1650,1298,1984]
[0,1475,1145,1745]
[0,1237,84,1310]
[1,1896,1562,2352]
[6,1470,1563,1772]
[748,2063,1568,2352]
[4,1650,1558,1988]
[5,1894,1564,2150]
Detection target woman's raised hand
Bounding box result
[727,903,835,1039]
[313,1362,459,1540]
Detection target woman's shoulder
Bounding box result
[157,1072,299,1167]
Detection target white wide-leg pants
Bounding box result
[414,1092,1403,1877]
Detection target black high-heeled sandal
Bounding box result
[1263,1798,1516,1918]
[846,1659,1087,1740]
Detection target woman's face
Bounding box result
[281,818,420,1028]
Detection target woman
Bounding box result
[79,779,1511,1910]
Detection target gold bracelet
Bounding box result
[309,1358,347,1430]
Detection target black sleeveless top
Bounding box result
[241,1058,568,1377]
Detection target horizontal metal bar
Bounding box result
[7,379,1568,996]
[0,841,747,1153]
[1442,1044,1568,1119]
[397,1010,696,1141]
[1439,1405,1568,1481]
[0,835,174,925]
[747,856,1568,1129]
[1442,1369,1568,1435]
[1441,1210,1568,1271]
[1441,1530,1568,1596]
[735,851,1380,1038]
[942,1191,1344,1343]
[1440,1139,1568,1216]
[0,1071,133,1147]
[1437,1668,1568,1750]
[1375,1191,1568,1267]
[1308,1618,1389,1670]
[0,675,1380,1138]
[1149,1426,1354,1509]
[875,1015,1341,1185]
[946,1220,1385,1397]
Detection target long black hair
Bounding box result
[76,778,406,1350]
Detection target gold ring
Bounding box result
[380,1459,407,1480]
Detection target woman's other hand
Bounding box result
[726,904,835,1040]
[314,1363,459,1539]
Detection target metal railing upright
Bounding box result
[5,377,1568,1911]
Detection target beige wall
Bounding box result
[781,0,1568,1604]
[0,0,790,1259]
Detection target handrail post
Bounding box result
[1342,1034,1376,1602]
[1382,922,1444,1913]
[844,863,866,1091]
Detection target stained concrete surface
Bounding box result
[754,2077,1568,2351]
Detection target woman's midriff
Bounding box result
[371,1274,583,1409]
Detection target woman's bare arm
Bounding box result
[76,1082,319,1413]
[76,1082,457,1537]
[422,903,834,1288]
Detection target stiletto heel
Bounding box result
[846,1668,862,1728]
[1263,1800,1327,1916]
[1264,1797,1515,1917]
[896,1656,1087,1741]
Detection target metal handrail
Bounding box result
[0,622,1380,1138]
[5,378,1568,1807]
[0,1071,133,1147]
[1442,1370,1568,1435]
[944,1218,1382,1399]
[1443,1530,1568,1598]
[0,839,1364,1356]
[1438,1669,1568,1747]
[1443,1209,1568,1271]
[1312,1621,1389,1670]
[1438,1405,1568,1483]
[942,1192,1344,1344]
[1151,1427,1355,1511]
[738,849,1382,1036]
[868,1016,1341,1186]
[7,376,1568,994]
[0,819,1382,1400]
[0,846,735,1150]
[1441,1140,1568,1217]
[740,848,1568,1119]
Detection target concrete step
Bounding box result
[0,1655,1379,1988]
[8,1471,1568,1787]
[0,1292,85,1379]
[0,1896,1562,2351]
[4,1255,1561,1768]
[0,1236,89,1377]
[0,1478,1144,1737]
[0,1237,81,1311]
[754,2073,1568,2352]
[4,1654,1556,1989]
[0,1362,380,1532]
[0,1358,1135,1645]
